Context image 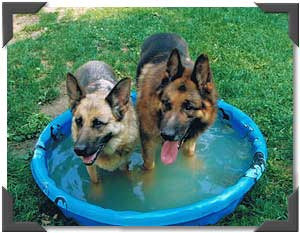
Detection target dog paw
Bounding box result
[90,176,100,184]
[183,150,196,157]
[143,161,155,170]
[89,182,103,200]
[182,140,196,158]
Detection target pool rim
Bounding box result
[31,98,267,226]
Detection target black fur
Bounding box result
[156,109,163,129]
[178,84,187,92]
[184,118,209,141]
[136,33,190,85]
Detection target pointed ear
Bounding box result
[191,54,213,94]
[166,48,184,78]
[66,72,85,110]
[105,78,131,121]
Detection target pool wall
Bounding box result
[31,94,267,226]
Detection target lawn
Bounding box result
[7,7,293,226]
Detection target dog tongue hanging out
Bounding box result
[136,33,218,169]
[161,141,179,165]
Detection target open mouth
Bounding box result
[82,144,105,166]
[160,128,191,165]
[80,133,113,166]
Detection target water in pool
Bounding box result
[47,117,252,212]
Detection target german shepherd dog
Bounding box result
[136,33,218,170]
[67,61,138,183]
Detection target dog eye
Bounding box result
[162,99,172,111]
[93,119,106,129]
[164,102,172,111]
[75,117,83,127]
[183,101,195,111]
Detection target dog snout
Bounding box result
[160,129,176,141]
[74,143,88,156]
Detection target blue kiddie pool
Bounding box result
[31,92,267,226]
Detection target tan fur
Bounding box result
[72,87,138,183]
[137,59,217,170]
[182,138,197,157]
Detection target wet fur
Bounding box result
[67,61,138,183]
[136,33,218,169]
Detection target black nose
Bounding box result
[74,144,87,156]
[161,129,176,141]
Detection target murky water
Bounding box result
[47,118,252,212]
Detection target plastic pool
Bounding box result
[31,92,267,226]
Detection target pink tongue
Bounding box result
[161,141,179,165]
[82,152,97,164]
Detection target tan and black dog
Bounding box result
[136,33,218,170]
[67,61,138,183]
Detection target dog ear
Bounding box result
[66,72,85,110]
[156,49,184,96]
[106,78,131,121]
[191,54,213,95]
[166,48,184,79]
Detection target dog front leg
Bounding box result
[182,138,196,157]
[86,165,99,183]
[141,137,156,170]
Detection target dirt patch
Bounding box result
[41,59,52,70]
[11,8,89,44]
[9,83,69,156]
[40,81,69,118]
[13,14,39,34]
[10,14,41,44]
[42,7,89,21]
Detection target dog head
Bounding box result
[157,49,217,146]
[66,74,131,165]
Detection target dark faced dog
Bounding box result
[136,33,218,170]
[67,61,138,183]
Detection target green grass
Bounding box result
[7,8,293,226]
